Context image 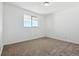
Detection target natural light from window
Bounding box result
[24,14,38,28]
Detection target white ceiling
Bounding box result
[9,2,79,14]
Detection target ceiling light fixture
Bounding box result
[41,2,50,6]
[40,2,51,7]
[44,2,49,6]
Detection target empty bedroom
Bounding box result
[0,1,79,56]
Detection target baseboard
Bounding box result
[0,46,3,56]
[47,35,79,45]
[4,35,45,45]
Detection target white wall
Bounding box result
[3,3,79,45]
[3,3,45,45]
[0,2,3,55]
[45,14,55,36]
[47,7,79,44]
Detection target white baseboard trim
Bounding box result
[47,35,79,45]
[4,35,45,45]
[0,46,3,56]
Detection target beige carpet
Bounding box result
[2,37,79,56]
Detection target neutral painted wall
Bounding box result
[0,2,3,55]
[3,3,79,45]
[3,3,45,45]
[47,7,79,44]
[45,14,55,36]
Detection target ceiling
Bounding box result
[9,2,79,14]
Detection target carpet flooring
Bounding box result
[2,37,79,56]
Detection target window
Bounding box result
[32,16,38,27]
[24,14,38,27]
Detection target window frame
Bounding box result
[24,14,38,28]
